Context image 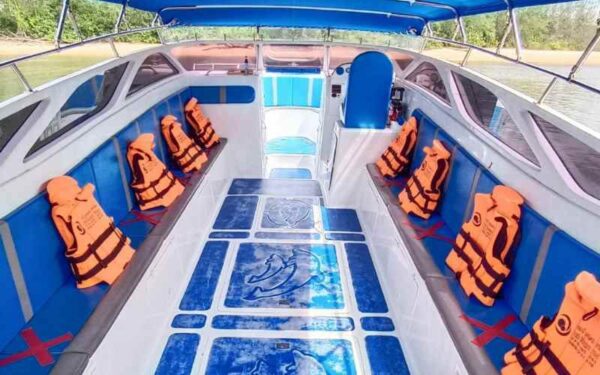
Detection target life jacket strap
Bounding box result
[68,225,127,283]
[134,172,179,206]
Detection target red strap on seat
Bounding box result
[121,209,165,226]
[0,328,73,367]
[178,174,192,186]
[402,220,455,244]
[377,175,408,189]
[460,314,521,347]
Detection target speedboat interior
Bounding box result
[0,0,599,374]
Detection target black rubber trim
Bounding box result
[51,139,227,375]
[366,163,499,375]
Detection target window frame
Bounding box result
[404,61,451,105]
[531,112,600,201]
[452,71,540,167]
[127,53,179,97]
[26,62,129,158]
[0,102,41,155]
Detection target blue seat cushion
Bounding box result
[0,283,107,375]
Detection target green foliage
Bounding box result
[0,0,157,42]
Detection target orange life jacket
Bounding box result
[47,176,135,289]
[502,271,600,375]
[376,116,419,178]
[127,133,185,210]
[398,140,451,219]
[446,185,524,306]
[161,115,207,173]
[184,97,220,149]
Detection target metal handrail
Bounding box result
[0,25,170,71]
[423,34,600,97]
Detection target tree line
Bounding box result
[0,0,599,49]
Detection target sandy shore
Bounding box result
[0,39,158,58]
[424,47,600,66]
[2,39,599,66]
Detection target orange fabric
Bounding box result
[376,117,418,177]
[184,97,220,149]
[47,176,134,289]
[446,185,524,306]
[502,271,600,375]
[398,139,451,219]
[161,115,207,173]
[127,133,184,210]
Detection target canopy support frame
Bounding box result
[539,19,600,103]
[115,1,129,34]
[55,0,83,47]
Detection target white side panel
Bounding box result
[264,108,320,142]
[353,167,468,375]
[84,147,234,375]
[327,123,396,207]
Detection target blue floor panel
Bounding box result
[180,241,229,311]
[321,208,363,232]
[365,336,410,375]
[325,233,366,242]
[205,337,357,375]
[265,137,316,155]
[209,231,251,239]
[211,315,355,331]
[261,197,317,229]
[269,168,312,179]
[255,232,320,240]
[213,196,258,230]
[228,179,322,196]
[345,243,388,313]
[225,243,344,309]
[361,317,395,332]
[155,333,200,375]
[171,314,207,329]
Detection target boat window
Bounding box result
[27,63,128,157]
[531,113,600,199]
[127,53,178,96]
[262,44,324,72]
[170,44,256,74]
[406,62,449,103]
[453,73,539,165]
[0,102,39,153]
[328,46,371,72]
[386,51,413,71]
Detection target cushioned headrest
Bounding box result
[129,133,155,151]
[161,115,178,127]
[184,97,198,112]
[47,175,81,205]
[575,271,600,308]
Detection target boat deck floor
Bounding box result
[153,177,410,374]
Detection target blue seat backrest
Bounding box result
[525,231,600,327]
[263,77,275,107]
[4,194,72,315]
[410,110,437,172]
[503,206,551,320]
[344,52,393,129]
[0,237,25,350]
[89,140,130,223]
[262,76,321,108]
[167,94,189,134]
[438,145,478,235]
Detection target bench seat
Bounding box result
[365,108,600,374]
[0,87,226,375]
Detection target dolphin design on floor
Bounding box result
[248,350,326,375]
[244,248,324,300]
